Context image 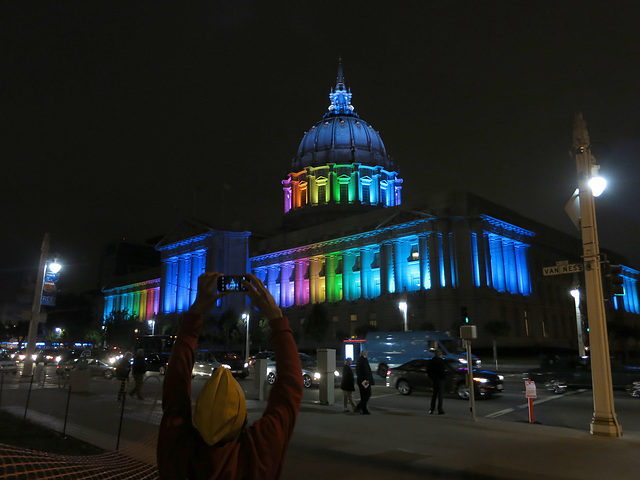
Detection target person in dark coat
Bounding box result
[427,349,446,414]
[129,349,148,400]
[340,357,357,413]
[115,351,133,402]
[355,350,374,415]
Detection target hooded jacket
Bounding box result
[157,312,303,479]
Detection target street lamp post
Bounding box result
[573,112,621,437]
[398,301,408,331]
[570,288,586,357]
[242,313,250,364]
[22,233,54,378]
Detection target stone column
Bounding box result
[418,234,429,290]
[427,232,441,289]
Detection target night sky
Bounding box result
[2,2,640,301]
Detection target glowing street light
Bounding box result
[570,288,586,357]
[242,313,250,363]
[398,301,408,332]
[22,233,62,378]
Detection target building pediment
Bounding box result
[155,218,217,251]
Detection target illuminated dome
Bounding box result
[282,61,403,230]
[292,65,395,171]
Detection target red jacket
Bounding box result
[157,312,303,479]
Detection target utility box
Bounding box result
[254,359,269,401]
[460,325,477,340]
[317,349,336,405]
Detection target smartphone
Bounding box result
[217,275,248,292]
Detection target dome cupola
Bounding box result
[282,61,403,230]
[292,62,396,172]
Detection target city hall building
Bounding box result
[103,65,639,354]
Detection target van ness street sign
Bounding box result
[543,263,583,276]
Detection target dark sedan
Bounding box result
[386,358,504,399]
[525,356,640,393]
[57,358,115,379]
[214,352,249,378]
[145,353,169,375]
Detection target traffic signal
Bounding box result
[603,262,625,299]
[609,264,625,296]
[461,306,469,323]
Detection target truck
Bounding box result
[364,330,480,378]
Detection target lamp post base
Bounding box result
[590,414,622,437]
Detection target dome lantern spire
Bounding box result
[326,57,356,117]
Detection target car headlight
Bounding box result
[334,370,339,377]
[314,372,321,380]
[243,362,249,368]
[498,375,504,381]
[55,356,62,363]
[473,377,489,383]
[222,364,231,369]
[458,358,467,364]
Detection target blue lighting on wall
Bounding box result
[471,233,481,287]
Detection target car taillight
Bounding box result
[386,370,391,376]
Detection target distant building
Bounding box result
[102,63,639,354]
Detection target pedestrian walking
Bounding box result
[340,357,357,413]
[355,350,374,415]
[129,349,147,400]
[427,349,446,415]
[115,351,132,402]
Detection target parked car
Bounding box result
[0,352,18,374]
[57,357,115,379]
[248,351,275,367]
[265,353,340,389]
[214,352,249,378]
[386,358,504,399]
[192,352,222,378]
[36,348,65,365]
[145,353,169,375]
[365,330,481,378]
[525,356,640,393]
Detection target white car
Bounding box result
[192,352,222,378]
[265,353,340,389]
[0,352,18,374]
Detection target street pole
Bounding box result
[570,287,586,357]
[573,112,621,437]
[399,301,408,331]
[243,313,250,364]
[22,233,49,378]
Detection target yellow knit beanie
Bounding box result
[193,367,246,445]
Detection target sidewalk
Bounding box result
[3,366,639,480]
[283,400,640,480]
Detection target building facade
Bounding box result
[102,64,640,355]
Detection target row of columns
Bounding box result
[104,286,160,323]
[256,231,458,308]
[283,164,402,213]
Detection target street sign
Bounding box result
[525,380,537,398]
[543,263,583,276]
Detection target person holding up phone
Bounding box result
[157,272,303,479]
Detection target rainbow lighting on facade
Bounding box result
[103,278,161,322]
[251,215,534,309]
[100,60,639,350]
